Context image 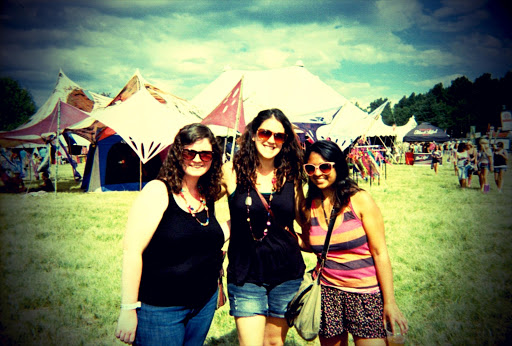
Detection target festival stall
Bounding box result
[348,144,389,186]
[402,122,449,165]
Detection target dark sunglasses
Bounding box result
[256,129,287,145]
[183,149,214,162]
[303,162,335,176]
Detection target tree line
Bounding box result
[365,71,512,138]
[2,71,512,136]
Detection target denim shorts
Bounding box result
[457,165,469,180]
[494,166,507,173]
[228,278,302,318]
[134,289,217,345]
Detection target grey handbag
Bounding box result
[285,207,337,341]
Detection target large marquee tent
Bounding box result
[193,61,349,124]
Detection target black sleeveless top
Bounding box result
[138,181,224,308]
[227,180,305,286]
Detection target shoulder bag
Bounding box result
[216,250,227,309]
[284,206,337,341]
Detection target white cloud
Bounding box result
[409,73,464,89]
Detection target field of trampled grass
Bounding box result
[0,160,511,345]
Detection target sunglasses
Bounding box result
[303,162,335,176]
[183,149,214,162]
[256,129,287,145]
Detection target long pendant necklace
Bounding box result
[245,169,276,241]
[179,188,210,226]
[321,196,333,226]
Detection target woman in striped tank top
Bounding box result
[298,140,408,345]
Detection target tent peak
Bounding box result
[295,60,305,67]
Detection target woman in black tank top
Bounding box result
[115,124,229,345]
[220,109,306,345]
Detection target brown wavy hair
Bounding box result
[157,123,223,201]
[299,140,362,226]
[233,108,304,191]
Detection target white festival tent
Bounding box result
[17,69,110,133]
[315,101,374,150]
[365,104,418,140]
[91,70,203,164]
[192,61,349,124]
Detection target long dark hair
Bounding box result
[157,123,223,201]
[300,140,362,225]
[233,108,303,190]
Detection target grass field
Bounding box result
[0,160,511,345]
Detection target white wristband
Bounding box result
[121,301,141,310]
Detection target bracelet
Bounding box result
[121,301,141,310]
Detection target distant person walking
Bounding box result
[431,144,442,175]
[466,142,477,187]
[493,142,508,193]
[456,142,470,188]
[477,139,493,193]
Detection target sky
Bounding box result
[1,0,511,111]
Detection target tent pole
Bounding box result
[139,160,142,191]
[230,76,244,161]
[55,100,61,195]
[223,127,229,162]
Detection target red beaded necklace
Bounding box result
[179,188,210,226]
[245,169,277,241]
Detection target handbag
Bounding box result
[216,251,227,309]
[285,207,337,341]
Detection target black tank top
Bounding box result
[227,180,305,286]
[138,181,224,308]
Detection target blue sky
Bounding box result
[1,0,511,110]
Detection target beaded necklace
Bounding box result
[245,169,277,242]
[179,188,210,226]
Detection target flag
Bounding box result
[201,78,245,133]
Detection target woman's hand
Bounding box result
[383,302,408,336]
[115,309,138,344]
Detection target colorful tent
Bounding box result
[91,70,203,164]
[201,78,246,135]
[81,132,166,192]
[0,70,109,147]
[0,100,92,146]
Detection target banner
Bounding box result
[413,153,432,165]
[501,111,512,131]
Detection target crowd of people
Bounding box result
[0,146,54,193]
[452,139,508,192]
[402,139,508,193]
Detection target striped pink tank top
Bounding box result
[309,199,380,294]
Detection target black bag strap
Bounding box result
[318,206,337,273]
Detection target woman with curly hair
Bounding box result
[115,123,229,345]
[298,140,408,346]
[221,109,306,345]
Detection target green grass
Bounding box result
[0,162,511,345]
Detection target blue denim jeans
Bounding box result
[134,289,218,346]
